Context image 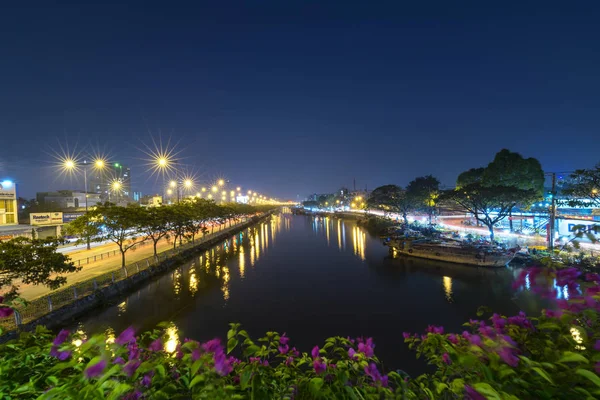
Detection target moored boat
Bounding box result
[384,237,516,267]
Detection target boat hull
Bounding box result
[386,240,514,267]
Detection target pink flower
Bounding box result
[595,340,600,351]
[358,338,375,357]
[53,329,70,346]
[0,307,14,318]
[442,353,451,365]
[498,347,519,367]
[313,359,326,374]
[279,333,290,345]
[447,333,459,344]
[202,338,222,353]
[585,273,600,282]
[50,346,71,361]
[115,327,136,345]
[364,362,382,381]
[149,338,162,352]
[113,357,125,365]
[468,335,482,346]
[427,325,444,334]
[348,348,357,359]
[491,313,506,330]
[311,346,320,358]
[141,372,153,387]
[465,385,486,400]
[214,351,233,376]
[278,344,289,354]
[85,360,107,379]
[544,309,563,319]
[402,332,411,339]
[124,360,141,377]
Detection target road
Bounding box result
[18,221,232,301]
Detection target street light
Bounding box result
[236,187,241,191]
[212,186,218,193]
[218,179,225,186]
[170,181,177,188]
[184,179,193,188]
[201,187,206,192]
[64,159,75,170]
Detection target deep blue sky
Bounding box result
[1,1,599,199]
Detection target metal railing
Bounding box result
[2,216,259,332]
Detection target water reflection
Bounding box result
[189,269,198,296]
[164,324,180,353]
[443,276,453,302]
[352,226,366,261]
[73,214,538,374]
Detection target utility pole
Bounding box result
[548,172,557,252]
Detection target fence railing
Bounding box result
[2,216,259,332]
[67,219,235,266]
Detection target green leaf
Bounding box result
[451,378,465,394]
[245,344,259,356]
[191,359,202,376]
[537,322,560,330]
[227,337,239,354]
[577,369,600,388]
[155,364,166,378]
[559,352,589,364]
[107,383,133,400]
[436,382,449,394]
[472,383,502,400]
[532,367,554,384]
[240,369,253,390]
[189,374,204,389]
[309,377,324,395]
[227,329,236,340]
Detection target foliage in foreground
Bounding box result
[1,267,600,399]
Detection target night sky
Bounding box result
[1,1,599,199]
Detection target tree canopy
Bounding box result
[406,175,440,224]
[563,163,600,208]
[0,237,80,300]
[366,185,416,224]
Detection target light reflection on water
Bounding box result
[73,212,541,373]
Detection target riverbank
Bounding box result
[0,212,274,338]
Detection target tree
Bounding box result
[483,149,544,231]
[563,163,600,208]
[443,183,537,240]
[140,207,172,258]
[67,203,147,267]
[366,185,416,224]
[0,237,80,300]
[457,168,486,187]
[406,175,440,224]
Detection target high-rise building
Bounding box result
[88,162,131,199]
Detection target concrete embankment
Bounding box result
[1,213,272,341]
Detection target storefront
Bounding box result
[0,180,18,225]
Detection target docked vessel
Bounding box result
[384,236,516,267]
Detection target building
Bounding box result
[36,190,102,209]
[88,162,132,200]
[0,179,18,225]
[133,191,143,202]
[140,194,163,207]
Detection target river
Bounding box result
[72,209,544,374]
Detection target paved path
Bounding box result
[18,222,232,301]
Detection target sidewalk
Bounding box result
[18,222,232,301]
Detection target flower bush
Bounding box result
[0,266,599,399]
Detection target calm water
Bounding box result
[73,210,542,373]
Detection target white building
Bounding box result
[0,180,18,225]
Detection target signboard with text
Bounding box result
[30,212,63,226]
[0,181,16,199]
[62,212,84,223]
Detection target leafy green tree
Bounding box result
[0,237,80,299]
[483,149,545,231]
[139,207,172,258]
[457,168,486,187]
[406,175,440,224]
[443,183,537,240]
[366,185,416,224]
[67,203,147,267]
[563,163,600,207]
